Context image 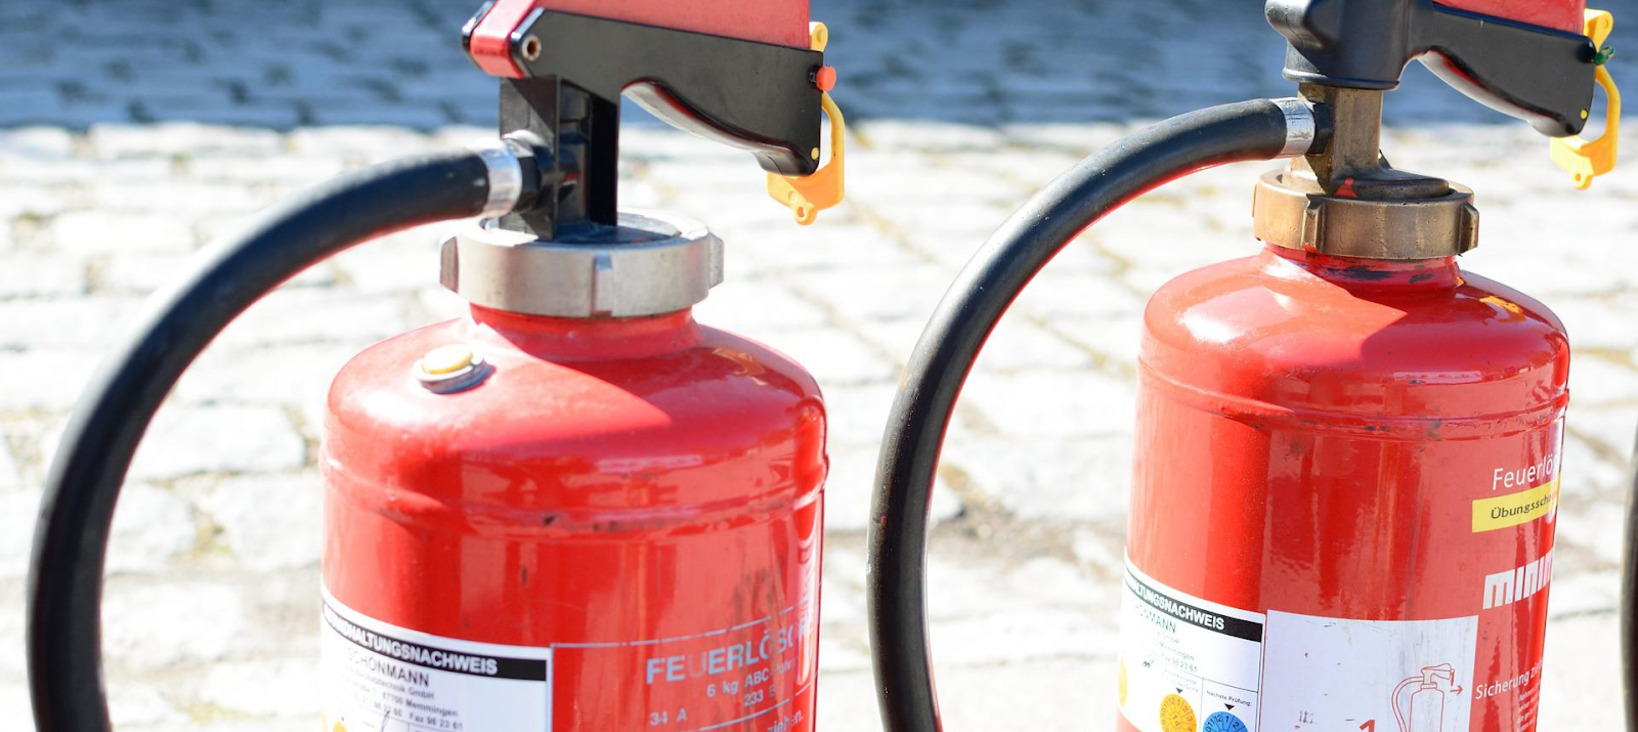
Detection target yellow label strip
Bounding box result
[1472,479,1559,533]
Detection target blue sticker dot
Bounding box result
[1203,711,1248,732]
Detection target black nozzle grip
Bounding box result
[515,10,823,176]
[1269,0,1597,136]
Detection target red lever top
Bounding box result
[469,0,814,78]
[1434,0,1584,33]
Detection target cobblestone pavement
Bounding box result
[4,1,1638,731]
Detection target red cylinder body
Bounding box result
[1118,246,1568,732]
[320,305,826,732]
[1434,0,1584,33]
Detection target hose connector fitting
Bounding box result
[475,138,527,219]
[1273,97,1322,158]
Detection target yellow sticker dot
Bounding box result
[1160,694,1197,732]
[421,345,475,375]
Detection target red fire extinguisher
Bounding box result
[26,1,844,730]
[869,2,1619,732]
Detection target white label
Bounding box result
[322,588,552,731]
[1261,611,1478,732]
[1119,562,1263,732]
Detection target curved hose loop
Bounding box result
[865,99,1322,732]
[28,148,513,731]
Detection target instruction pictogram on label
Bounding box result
[1261,611,1478,732]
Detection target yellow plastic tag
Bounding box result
[1551,9,1620,189]
[767,93,845,225]
[767,23,846,225]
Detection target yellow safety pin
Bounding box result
[768,23,846,225]
[1552,9,1620,189]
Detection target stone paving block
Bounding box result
[766,328,897,386]
[946,435,1132,523]
[284,126,436,163]
[792,265,955,324]
[821,382,903,447]
[0,489,42,580]
[930,607,1108,667]
[0,154,165,186]
[1094,205,1260,275]
[849,317,927,369]
[0,438,20,491]
[0,682,28,730]
[108,684,189,728]
[0,126,76,159]
[193,659,321,720]
[1053,314,1145,371]
[0,349,102,413]
[0,89,66,127]
[196,473,323,572]
[1565,439,1636,520]
[328,220,465,293]
[56,100,151,130]
[848,158,1027,211]
[694,279,832,333]
[1559,498,1627,566]
[0,587,22,676]
[394,70,493,99]
[1010,271,1145,321]
[106,483,198,576]
[724,222,918,276]
[959,370,1136,438]
[998,122,1132,157]
[0,296,145,349]
[115,66,258,93]
[850,120,1009,155]
[1550,570,1620,618]
[304,99,454,129]
[210,287,414,349]
[854,311,1095,376]
[975,315,1097,374]
[1567,405,1638,457]
[1536,614,1622,731]
[889,206,1014,261]
[246,82,387,110]
[128,405,306,482]
[101,579,248,671]
[89,123,284,159]
[0,252,84,297]
[415,286,469,324]
[90,179,273,217]
[1559,433,1631,505]
[0,184,74,221]
[182,154,347,185]
[815,660,1112,732]
[176,343,360,409]
[1555,298,1638,352]
[924,552,1113,624]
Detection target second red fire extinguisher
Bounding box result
[869,1,1619,732]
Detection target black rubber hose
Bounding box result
[866,99,1312,732]
[28,149,497,732]
[1624,424,1638,732]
